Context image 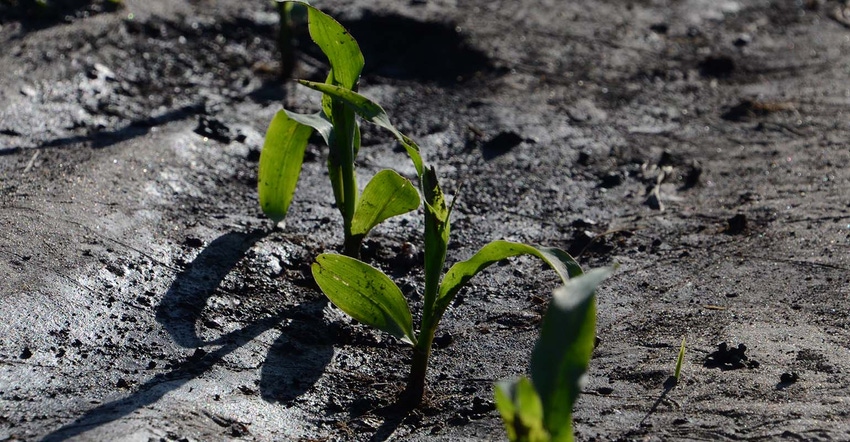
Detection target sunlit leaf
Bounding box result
[531,267,612,442]
[298,80,425,178]
[258,110,315,224]
[312,254,416,345]
[297,1,363,90]
[435,241,583,321]
[674,336,686,383]
[351,170,420,237]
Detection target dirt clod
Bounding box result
[705,342,759,370]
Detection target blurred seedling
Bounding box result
[494,268,613,442]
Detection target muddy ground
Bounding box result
[2,0,850,440]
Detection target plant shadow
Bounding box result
[0,103,206,156]
[43,229,335,440]
[639,376,679,426]
[42,314,283,441]
[259,297,334,405]
[155,230,266,348]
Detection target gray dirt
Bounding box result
[2,0,850,440]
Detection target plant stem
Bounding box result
[406,331,435,404]
[330,99,359,258]
[342,233,364,258]
[276,2,296,79]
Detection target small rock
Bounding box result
[183,237,204,248]
[725,214,748,235]
[481,131,524,158]
[650,23,669,34]
[599,172,623,188]
[699,55,736,78]
[780,372,800,384]
[434,333,453,349]
[194,116,233,143]
[733,34,752,47]
[19,347,33,359]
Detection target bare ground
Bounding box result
[1,0,850,440]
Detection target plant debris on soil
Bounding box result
[2,0,850,441]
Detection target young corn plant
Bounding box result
[258,2,420,258]
[495,268,613,442]
[674,336,686,384]
[301,81,586,404]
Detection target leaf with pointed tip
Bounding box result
[258,110,316,224]
[351,170,421,237]
[434,241,583,323]
[312,254,416,345]
[298,2,363,90]
[531,267,612,442]
[298,80,425,178]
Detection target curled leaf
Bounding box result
[435,241,583,321]
[298,80,425,178]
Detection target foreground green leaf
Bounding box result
[312,254,416,345]
[495,377,549,442]
[257,110,315,224]
[531,267,612,441]
[350,170,421,237]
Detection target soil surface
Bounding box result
[2,0,850,440]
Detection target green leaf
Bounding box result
[435,241,583,322]
[421,166,450,327]
[495,377,549,442]
[285,109,332,144]
[298,80,425,178]
[311,254,416,345]
[531,267,612,442]
[258,110,315,224]
[351,170,421,237]
[674,336,686,383]
[298,2,363,90]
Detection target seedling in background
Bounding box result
[674,336,686,384]
[495,268,613,442]
[302,82,586,404]
[258,2,420,258]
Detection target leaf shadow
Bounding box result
[259,297,334,405]
[155,230,266,348]
[41,314,283,441]
[43,229,336,440]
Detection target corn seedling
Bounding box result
[300,81,585,404]
[495,268,613,442]
[674,336,686,384]
[259,2,420,258]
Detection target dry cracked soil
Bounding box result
[2,0,850,440]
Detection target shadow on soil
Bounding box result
[44,230,334,440]
[0,0,121,31]
[327,12,498,84]
[0,103,206,156]
[155,230,266,348]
